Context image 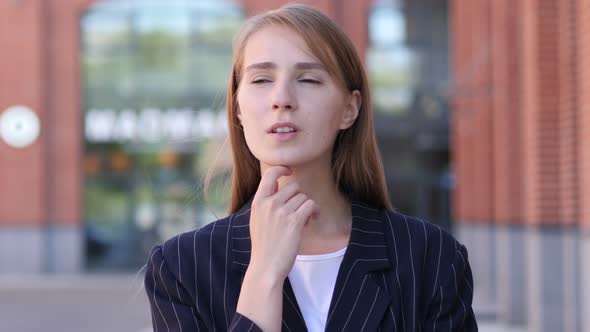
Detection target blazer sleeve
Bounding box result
[145,245,263,332]
[423,243,478,331]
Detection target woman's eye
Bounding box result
[251,78,271,84]
[299,78,321,84]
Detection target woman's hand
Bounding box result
[236,166,318,332]
[248,165,318,282]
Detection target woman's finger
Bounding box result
[293,199,317,226]
[254,166,291,199]
[283,193,308,213]
[272,181,300,205]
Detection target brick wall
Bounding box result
[451,0,495,224]
[578,0,590,230]
[0,0,94,227]
[0,0,47,225]
[451,0,589,227]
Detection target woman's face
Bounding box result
[236,25,359,169]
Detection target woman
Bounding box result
[145,4,477,332]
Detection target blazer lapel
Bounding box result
[324,201,392,332]
[230,199,394,332]
[281,277,309,331]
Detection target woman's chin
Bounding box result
[256,150,330,170]
[259,156,306,169]
[261,159,297,168]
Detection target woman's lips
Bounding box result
[267,122,299,141]
[269,131,298,141]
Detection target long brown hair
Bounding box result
[222,4,392,213]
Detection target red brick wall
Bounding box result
[557,0,579,226]
[450,0,470,222]
[0,0,93,226]
[452,0,589,228]
[45,0,94,226]
[578,0,590,230]
[520,0,539,225]
[451,0,495,224]
[0,0,47,225]
[490,0,517,225]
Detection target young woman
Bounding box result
[145,4,477,332]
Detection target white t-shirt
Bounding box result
[287,247,347,332]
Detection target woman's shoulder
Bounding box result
[351,200,466,264]
[380,209,468,269]
[385,210,459,245]
[148,213,240,273]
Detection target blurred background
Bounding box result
[0,0,587,331]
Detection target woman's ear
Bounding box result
[339,90,361,130]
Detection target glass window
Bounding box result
[367,0,416,114]
[81,0,243,271]
[368,0,452,229]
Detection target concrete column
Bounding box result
[526,227,582,332]
[456,223,497,320]
[496,226,527,326]
[581,233,590,332]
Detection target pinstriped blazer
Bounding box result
[145,199,478,331]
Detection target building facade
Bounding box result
[451,0,590,331]
[8,0,588,330]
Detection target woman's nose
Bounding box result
[271,80,297,111]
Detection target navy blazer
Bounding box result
[145,199,478,331]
